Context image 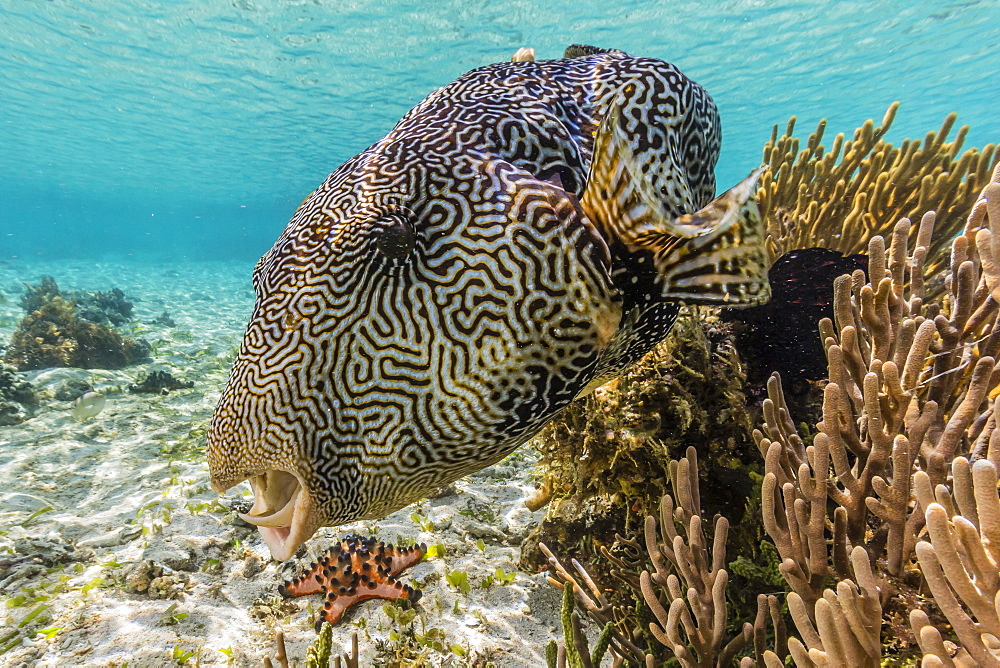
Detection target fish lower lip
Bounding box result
[258,526,292,553]
[238,470,315,561]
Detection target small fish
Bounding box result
[208,45,770,561]
[72,391,106,419]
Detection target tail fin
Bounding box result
[581,100,770,306]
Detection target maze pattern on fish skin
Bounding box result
[208,48,721,527]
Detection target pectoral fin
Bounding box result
[581,97,770,306]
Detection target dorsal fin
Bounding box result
[580,96,770,306]
[563,44,627,58]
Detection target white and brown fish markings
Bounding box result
[208,45,770,561]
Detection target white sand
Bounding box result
[0,260,570,667]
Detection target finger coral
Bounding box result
[756,162,1000,665]
[542,447,760,667]
[911,455,1000,667]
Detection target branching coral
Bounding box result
[542,447,758,667]
[756,162,1000,664]
[758,103,998,272]
[910,454,1000,667]
[630,447,753,667]
[784,546,882,666]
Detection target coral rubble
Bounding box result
[0,363,38,426]
[128,370,194,394]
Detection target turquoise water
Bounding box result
[2,0,998,260]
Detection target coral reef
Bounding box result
[728,106,997,424]
[263,630,289,668]
[18,276,134,326]
[755,164,1000,664]
[279,535,426,629]
[263,627,360,668]
[3,278,149,370]
[75,287,133,326]
[4,297,149,370]
[128,370,194,394]
[0,363,37,426]
[532,115,1000,667]
[18,276,61,313]
[263,628,359,668]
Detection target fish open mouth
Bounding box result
[238,470,315,562]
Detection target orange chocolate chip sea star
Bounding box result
[278,535,426,629]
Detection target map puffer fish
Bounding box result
[208,44,770,561]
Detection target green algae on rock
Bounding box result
[4,278,150,371]
[523,307,759,569]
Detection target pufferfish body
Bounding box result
[208,44,770,561]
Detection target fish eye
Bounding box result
[374,213,415,259]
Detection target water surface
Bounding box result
[2,0,997,259]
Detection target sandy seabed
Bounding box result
[0,259,568,667]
